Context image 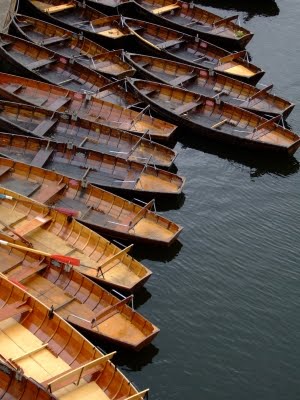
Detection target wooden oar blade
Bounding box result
[51,255,80,266]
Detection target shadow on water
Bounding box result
[178,131,300,179]
[194,0,280,21]
[132,238,183,262]
[105,343,160,372]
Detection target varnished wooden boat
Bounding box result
[22,0,132,48]
[0,82,176,167]
[11,14,135,79]
[128,79,300,155]
[0,157,183,245]
[0,276,149,398]
[122,0,254,50]
[125,53,295,119]
[0,356,56,400]
[0,33,137,108]
[0,73,176,142]
[0,132,185,196]
[123,18,264,85]
[0,184,152,292]
[0,235,159,350]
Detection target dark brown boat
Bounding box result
[0,157,183,245]
[125,53,294,119]
[0,184,152,292]
[0,73,176,142]
[0,79,176,167]
[128,79,300,155]
[120,0,254,50]
[10,14,135,79]
[0,131,185,196]
[0,234,159,350]
[0,356,56,400]
[123,18,264,85]
[0,275,149,398]
[22,0,132,48]
[0,33,137,108]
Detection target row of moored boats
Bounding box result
[0,0,298,399]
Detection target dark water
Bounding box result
[111,1,300,399]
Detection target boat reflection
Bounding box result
[178,131,300,179]
[108,343,160,371]
[132,238,183,262]
[194,0,280,21]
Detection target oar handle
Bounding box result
[0,240,51,257]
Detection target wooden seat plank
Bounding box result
[42,352,116,392]
[32,182,66,204]
[174,101,199,115]
[0,165,11,177]
[152,4,180,14]
[4,84,23,94]
[13,215,52,237]
[45,3,76,14]
[0,301,32,322]
[9,263,47,283]
[47,97,71,112]
[27,58,56,70]
[32,119,58,137]
[169,73,197,86]
[30,148,53,167]
[156,38,185,50]
[41,36,70,46]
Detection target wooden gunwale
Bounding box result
[126,0,253,49]
[124,53,294,119]
[0,81,176,167]
[0,32,137,109]
[127,79,300,155]
[123,18,264,85]
[0,276,149,399]
[11,14,136,79]
[0,125,184,197]
[0,73,176,142]
[0,185,153,292]
[0,236,159,350]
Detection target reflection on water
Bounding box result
[132,238,183,262]
[112,343,160,372]
[194,0,280,21]
[178,131,300,179]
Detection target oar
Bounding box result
[0,240,80,266]
[0,194,81,218]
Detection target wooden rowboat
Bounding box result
[128,79,300,155]
[22,0,132,48]
[0,356,56,400]
[0,235,159,350]
[0,33,137,108]
[125,53,295,119]
[0,157,183,245]
[11,14,135,79]
[0,276,149,398]
[0,132,185,196]
[122,0,254,50]
[0,185,152,292]
[0,83,176,167]
[0,73,176,142]
[123,18,264,85]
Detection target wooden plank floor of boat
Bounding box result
[129,218,175,241]
[0,318,70,382]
